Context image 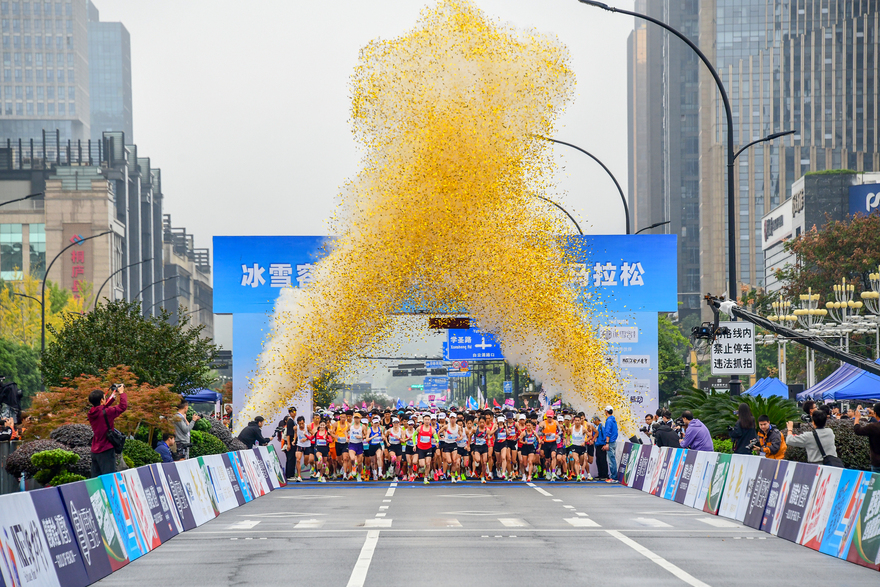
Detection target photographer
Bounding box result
[87,384,127,478]
[638,414,655,445]
[154,432,177,463]
[653,411,680,448]
[679,410,713,452]
[786,409,838,465]
[756,415,786,459]
[173,400,200,459]
[729,403,757,455]
[853,403,880,473]
[0,416,18,441]
[238,416,270,448]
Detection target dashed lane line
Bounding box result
[527,482,553,497]
[606,530,711,587]
[696,517,739,528]
[633,518,673,528]
[565,517,601,528]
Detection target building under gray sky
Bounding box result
[87,0,131,145]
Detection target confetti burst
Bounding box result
[240,0,635,435]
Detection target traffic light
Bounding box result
[392,370,409,377]
[428,317,470,329]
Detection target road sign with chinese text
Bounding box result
[711,322,756,375]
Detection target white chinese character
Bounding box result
[464,336,472,343]
[241,263,265,288]
[55,514,71,544]
[568,263,590,288]
[296,264,315,287]
[268,263,293,288]
[620,262,645,286]
[592,262,618,286]
[42,517,60,547]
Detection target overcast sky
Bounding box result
[96,0,638,256]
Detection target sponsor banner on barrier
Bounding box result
[631,445,652,491]
[159,463,197,532]
[175,459,219,526]
[663,449,687,501]
[134,467,179,544]
[0,491,62,587]
[58,481,115,583]
[674,450,699,504]
[820,470,869,559]
[703,453,732,515]
[617,442,633,484]
[82,478,129,571]
[776,463,820,543]
[120,470,161,553]
[689,452,718,509]
[798,466,843,549]
[200,455,239,513]
[28,487,91,587]
[220,453,248,506]
[623,444,641,487]
[242,451,271,496]
[254,447,279,490]
[266,446,287,487]
[845,472,880,570]
[718,455,761,522]
[640,446,661,494]
[763,460,796,535]
[146,465,184,535]
[743,459,779,530]
[649,447,672,496]
[228,452,255,503]
[100,473,146,561]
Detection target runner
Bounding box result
[506,414,519,482]
[471,415,489,483]
[332,411,351,479]
[404,419,417,480]
[365,417,385,481]
[494,415,509,480]
[384,417,404,481]
[415,414,435,485]
[440,413,463,483]
[569,413,588,481]
[518,419,539,483]
[293,416,314,483]
[314,419,331,482]
[347,412,366,482]
[537,410,559,481]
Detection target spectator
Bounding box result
[853,403,880,473]
[786,409,838,465]
[223,404,234,430]
[653,411,681,448]
[802,400,816,416]
[639,414,655,445]
[0,417,17,441]
[602,406,618,483]
[155,432,177,463]
[756,415,786,459]
[679,410,713,451]
[173,401,200,459]
[238,416,270,448]
[591,415,607,481]
[730,403,758,455]
[87,384,127,478]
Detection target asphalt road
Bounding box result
[95,480,875,587]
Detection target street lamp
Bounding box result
[134,274,178,306]
[793,288,827,388]
[539,136,629,234]
[534,194,583,235]
[766,294,796,383]
[825,278,862,354]
[859,267,880,358]
[41,231,113,355]
[577,1,795,396]
[94,257,153,310]
[635,220,671,235]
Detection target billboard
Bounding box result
[761,198,793,251]
[849,183,880,216]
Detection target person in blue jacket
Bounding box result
[602,406,619,483]
[155,432,177,463]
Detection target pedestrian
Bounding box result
[785,409,838,465]
[652,411,680,448]
[87,384,127,478]
[223,404,234,430]
[173,400,200,459]
[602,406,618,483]
[729,403,757,455]
[591,415,607,481]
[756,415,786,459]
[154,432,177,463]
[0,417,17,441]
[853,403,880,473]
[237,416,270,448]
[679,410,713,451]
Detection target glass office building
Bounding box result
[87,0,130,144]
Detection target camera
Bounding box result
[110,383,121,392]
[674,417,685,427]
[176,441,192,451]
[726,425,734,433]
[746,438,758,450]
[800,413,812,423]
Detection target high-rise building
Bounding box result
[0,0,91,142]
[87,1,130,145]
[627,0,702,318]
[629,1,879,318]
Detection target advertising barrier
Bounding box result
[618,441,880,573]
[57,481,115,583]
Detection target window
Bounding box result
[31,0,37,14]
[54,66,60,81]
[56,100,61,114]
[45,101,50,114]
[13,100,19,114]
[66,84,70,99]
[3,101,8,114]
[66,100,71,115]
[10,2,16,16]
[12,66,18,80]
[23,84,28,98]
[28,223,44,278]
[12,83,18,97]
[33,67,38,81]
[33,51,38,65]
[32,34,37,48]
[2,69,7,81]
[44,83,50,97]
[24,100,29,114]
[65,66,69,82]
[44,65,49,80]
[35,101,40,114]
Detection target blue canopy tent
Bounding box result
[184,389,222,404]
[797,358,880,402]
[796,362,861,401]
[744,377,788,398]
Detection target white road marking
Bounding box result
[498,518,528,527]
[575,512,589,517]
[375,513,386,517]
[565,517,601,527]
[294,519,324,529]
[385,487,396,497]
[432,518,462,527]
[563,505,575,509]
[383,499,391,503]
[364,519,392,528]
[634,518,673,528]
[552,499,563,502]
[527,483,553,497]
[346,530,380,587]
[696,517,738,528]
[379,506,389,510]
[390,482,398,487]
[226,520,260,530]
[606,530,710,587]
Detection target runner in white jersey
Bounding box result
[293,416,313,482]
[440,413,463,483]
[384,417,404,481]
[569,414,589,482]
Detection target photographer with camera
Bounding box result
[238,416,271,448]
[729,403,757,455]
[173,400,200,459]
[638,414,655,445]
[87,383,128,477]
[0,416,18,441]
[756,415,786,459]
[679,410,713,452]
[653,410,680,448]
[853,403,880,473]
[154,432,178,463]
[786,409,840,466]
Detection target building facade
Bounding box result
[87,1,130,145]
[163,213,213,339]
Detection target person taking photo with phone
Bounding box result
[87,384,127,477]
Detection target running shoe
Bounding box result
[526,475,532,483]
[319,476,327,483]
[295,476,302,483]
[587,474,594,481]
[550,472,557,482]
[424,476,430,485]
[460,473,466,482]
[481,476,486,484]
[451,476,457,484]
[356,473,362,483]
[433,470,440,481]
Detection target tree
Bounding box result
[24,365,180,441]
[41,300,218,395]
[0,339,41,405]
[0,274,91,348]
[658,313,690,404]
[311,371,341,408]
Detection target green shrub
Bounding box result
[31,448,81,485]
[190,430,226,458]
[48,471,86,485]
[713,439,733,454]
[123,454,134,469]
[670,387,801,438]
[784,420,871,470]
[122,438,161,468]
[4,439,67,478]
[50,424,94,448]
[193,417,211,433]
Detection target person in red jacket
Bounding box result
[87,384,128,478]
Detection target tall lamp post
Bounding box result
[577,0,794,395]
[41,231,112,355]
[134,275,179,308]
[94,257,152,310]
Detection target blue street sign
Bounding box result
[425,360,444,369]
[447,327,504,361]
[448,371,471,378]
[503,381,512,394]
